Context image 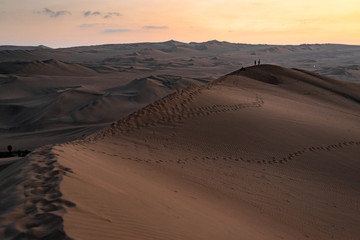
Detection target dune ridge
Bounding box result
[88,65,359,142]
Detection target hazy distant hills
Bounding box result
[1,41,359,81]
[0,45,51,51]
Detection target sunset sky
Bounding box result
[1,0,359,48]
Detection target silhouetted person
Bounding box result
[254,60,257,65]
[7,145,12,153]
[258,59,261,65]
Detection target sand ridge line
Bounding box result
[0,146,75,240]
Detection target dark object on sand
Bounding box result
[0,149,30,158]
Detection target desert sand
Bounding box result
[1,64,359,239]
[1,41,360,150]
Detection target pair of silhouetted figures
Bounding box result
[254,59,261,65]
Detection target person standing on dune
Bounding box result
[258,59,261,65]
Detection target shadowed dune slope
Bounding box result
[0,59,96,76]
[0,70,206,150]
[1,65,359,240]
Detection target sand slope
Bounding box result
[2,65,358,239]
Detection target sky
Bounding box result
[0,0,359,48]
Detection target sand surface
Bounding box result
[1,41,359,151]
[1,65,359,239]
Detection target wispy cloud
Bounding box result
[83,11,101,17]
[80,23,98,28]
[104,29,130,33]
[143,25,168,29]
[104,12,122,19]
[34,8,71,18]
[79,23,107,28]
[82,11,121,19]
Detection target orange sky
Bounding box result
[1,0,359,47]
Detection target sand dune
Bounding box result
[0,59,96,76]
[2,65,359,239]
[1,42,359,81]
[1,41,359,150]
[0,45,51,51]
[0,68,206,150]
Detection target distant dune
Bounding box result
[1,65,359,239]
[0,59,96,76]
[0,45,51,51]
[1,42,359,81]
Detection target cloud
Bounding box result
[104,29,130,33]
[82,11,121,18]
[83,11,101,17]
[35,8,71,18]
[80,23,98,28]
[143,25,168,29]
[79,23,107,28]
[104,12,122,19]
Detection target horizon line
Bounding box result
[1,40,359,49]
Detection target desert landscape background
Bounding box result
[2,0,360,238]
[1,41,360,150]
[0,41,360,240]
